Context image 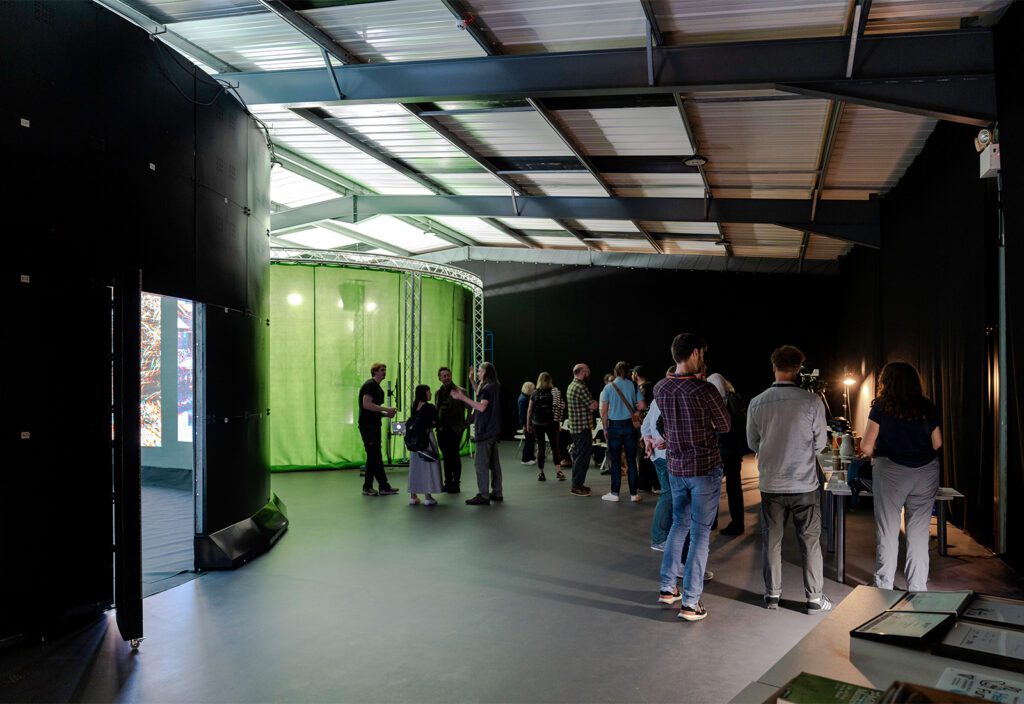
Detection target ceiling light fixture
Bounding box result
[684,155,708,167]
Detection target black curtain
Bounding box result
[462,262,839,439]
[840,121,998,545]
[994,2,1024,571]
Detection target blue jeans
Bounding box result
[651,458,672,545]
[659,467,723,607]
[606,419,638,495]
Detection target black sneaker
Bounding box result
[764,595,780,610]
[466,495,491,505]
[361,488,379,496]
[807,595,833,614]
[658,587,682,605]
[570,486,591,497]
[678,601,708,621]
[537,473,546,482]
[488,493,504,502]
[379,487,399,496]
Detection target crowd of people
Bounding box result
[355,334,944,622]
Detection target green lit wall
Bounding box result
[269,262,469,471]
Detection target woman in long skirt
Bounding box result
[409,384,444,506]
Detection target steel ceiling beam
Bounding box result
[672,92,730,256]
[315,219,413,256]
[777,79,995,127]
[93,0,239,72]
[439,0,498,55]
[527,98,661,253]
[640,0,664,46]
[229,30,996,125]
[276,146,488,246]
[271,195,880,246]
[255,0,363,65]
[420,18,589,251]
[398,104,540,247]
[286,110,533,248]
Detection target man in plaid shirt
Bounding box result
[566,363,598,496]
[650,333,730,621]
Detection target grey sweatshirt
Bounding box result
[746,382,828,493]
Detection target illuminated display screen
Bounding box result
[140,293,162,448]
[177,300,193,443]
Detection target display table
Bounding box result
[819,455,963,583]
[729,585,1021,703]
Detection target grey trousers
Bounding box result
[475,437,503,497]
[872,457,940,591]
[760,490,823,601]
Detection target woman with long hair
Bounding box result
[526,371,565,481]
[408,384,442,506]
[452,362,503,505]
[860,362,943,591]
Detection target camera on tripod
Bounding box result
[797,366,827,394]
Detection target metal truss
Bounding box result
[401,271,422,417]
[271,247,485,418]
[270,248,483,298]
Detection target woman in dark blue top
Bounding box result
[860,362,943,592]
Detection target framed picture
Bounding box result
[962,595,1024,631]
[934,621,1024,674]
[851,611,955,647]
[890,591,974,616]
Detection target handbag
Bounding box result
[609,381,643,429]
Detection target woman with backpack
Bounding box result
[526,372,565,482]
[407,384,442,506]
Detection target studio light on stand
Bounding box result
[840,372,857,461]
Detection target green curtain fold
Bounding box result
[269,263,470,471]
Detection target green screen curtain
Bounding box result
[269,263,471,471]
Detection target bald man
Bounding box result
[566,363,598,496]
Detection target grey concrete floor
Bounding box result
[3,450,1021,703]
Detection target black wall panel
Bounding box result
[204,309,270,529]
[1,270,114,637]
[197,186,249,308]
[196,98,250,209]
[3,0,272,639]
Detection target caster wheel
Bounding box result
[130,638,142,650]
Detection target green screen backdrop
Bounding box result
[269,262,470,471]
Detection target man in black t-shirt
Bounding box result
[435,366,468,493]
[359,362,398,496]
[452,362,502,505]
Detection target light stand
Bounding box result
[385,379,394,465]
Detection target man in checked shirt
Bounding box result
[650,333,730,621]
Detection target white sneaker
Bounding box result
[521,459,536,465]
[601,492,620,502]
[630,494,643,503]
[409,497,421,506]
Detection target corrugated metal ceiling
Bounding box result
[104,0,1007,268]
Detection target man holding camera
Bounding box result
[746,345,832,614]
[359,362,398,497]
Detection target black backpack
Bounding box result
[404,408,429,452]
[531,388,554,426]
